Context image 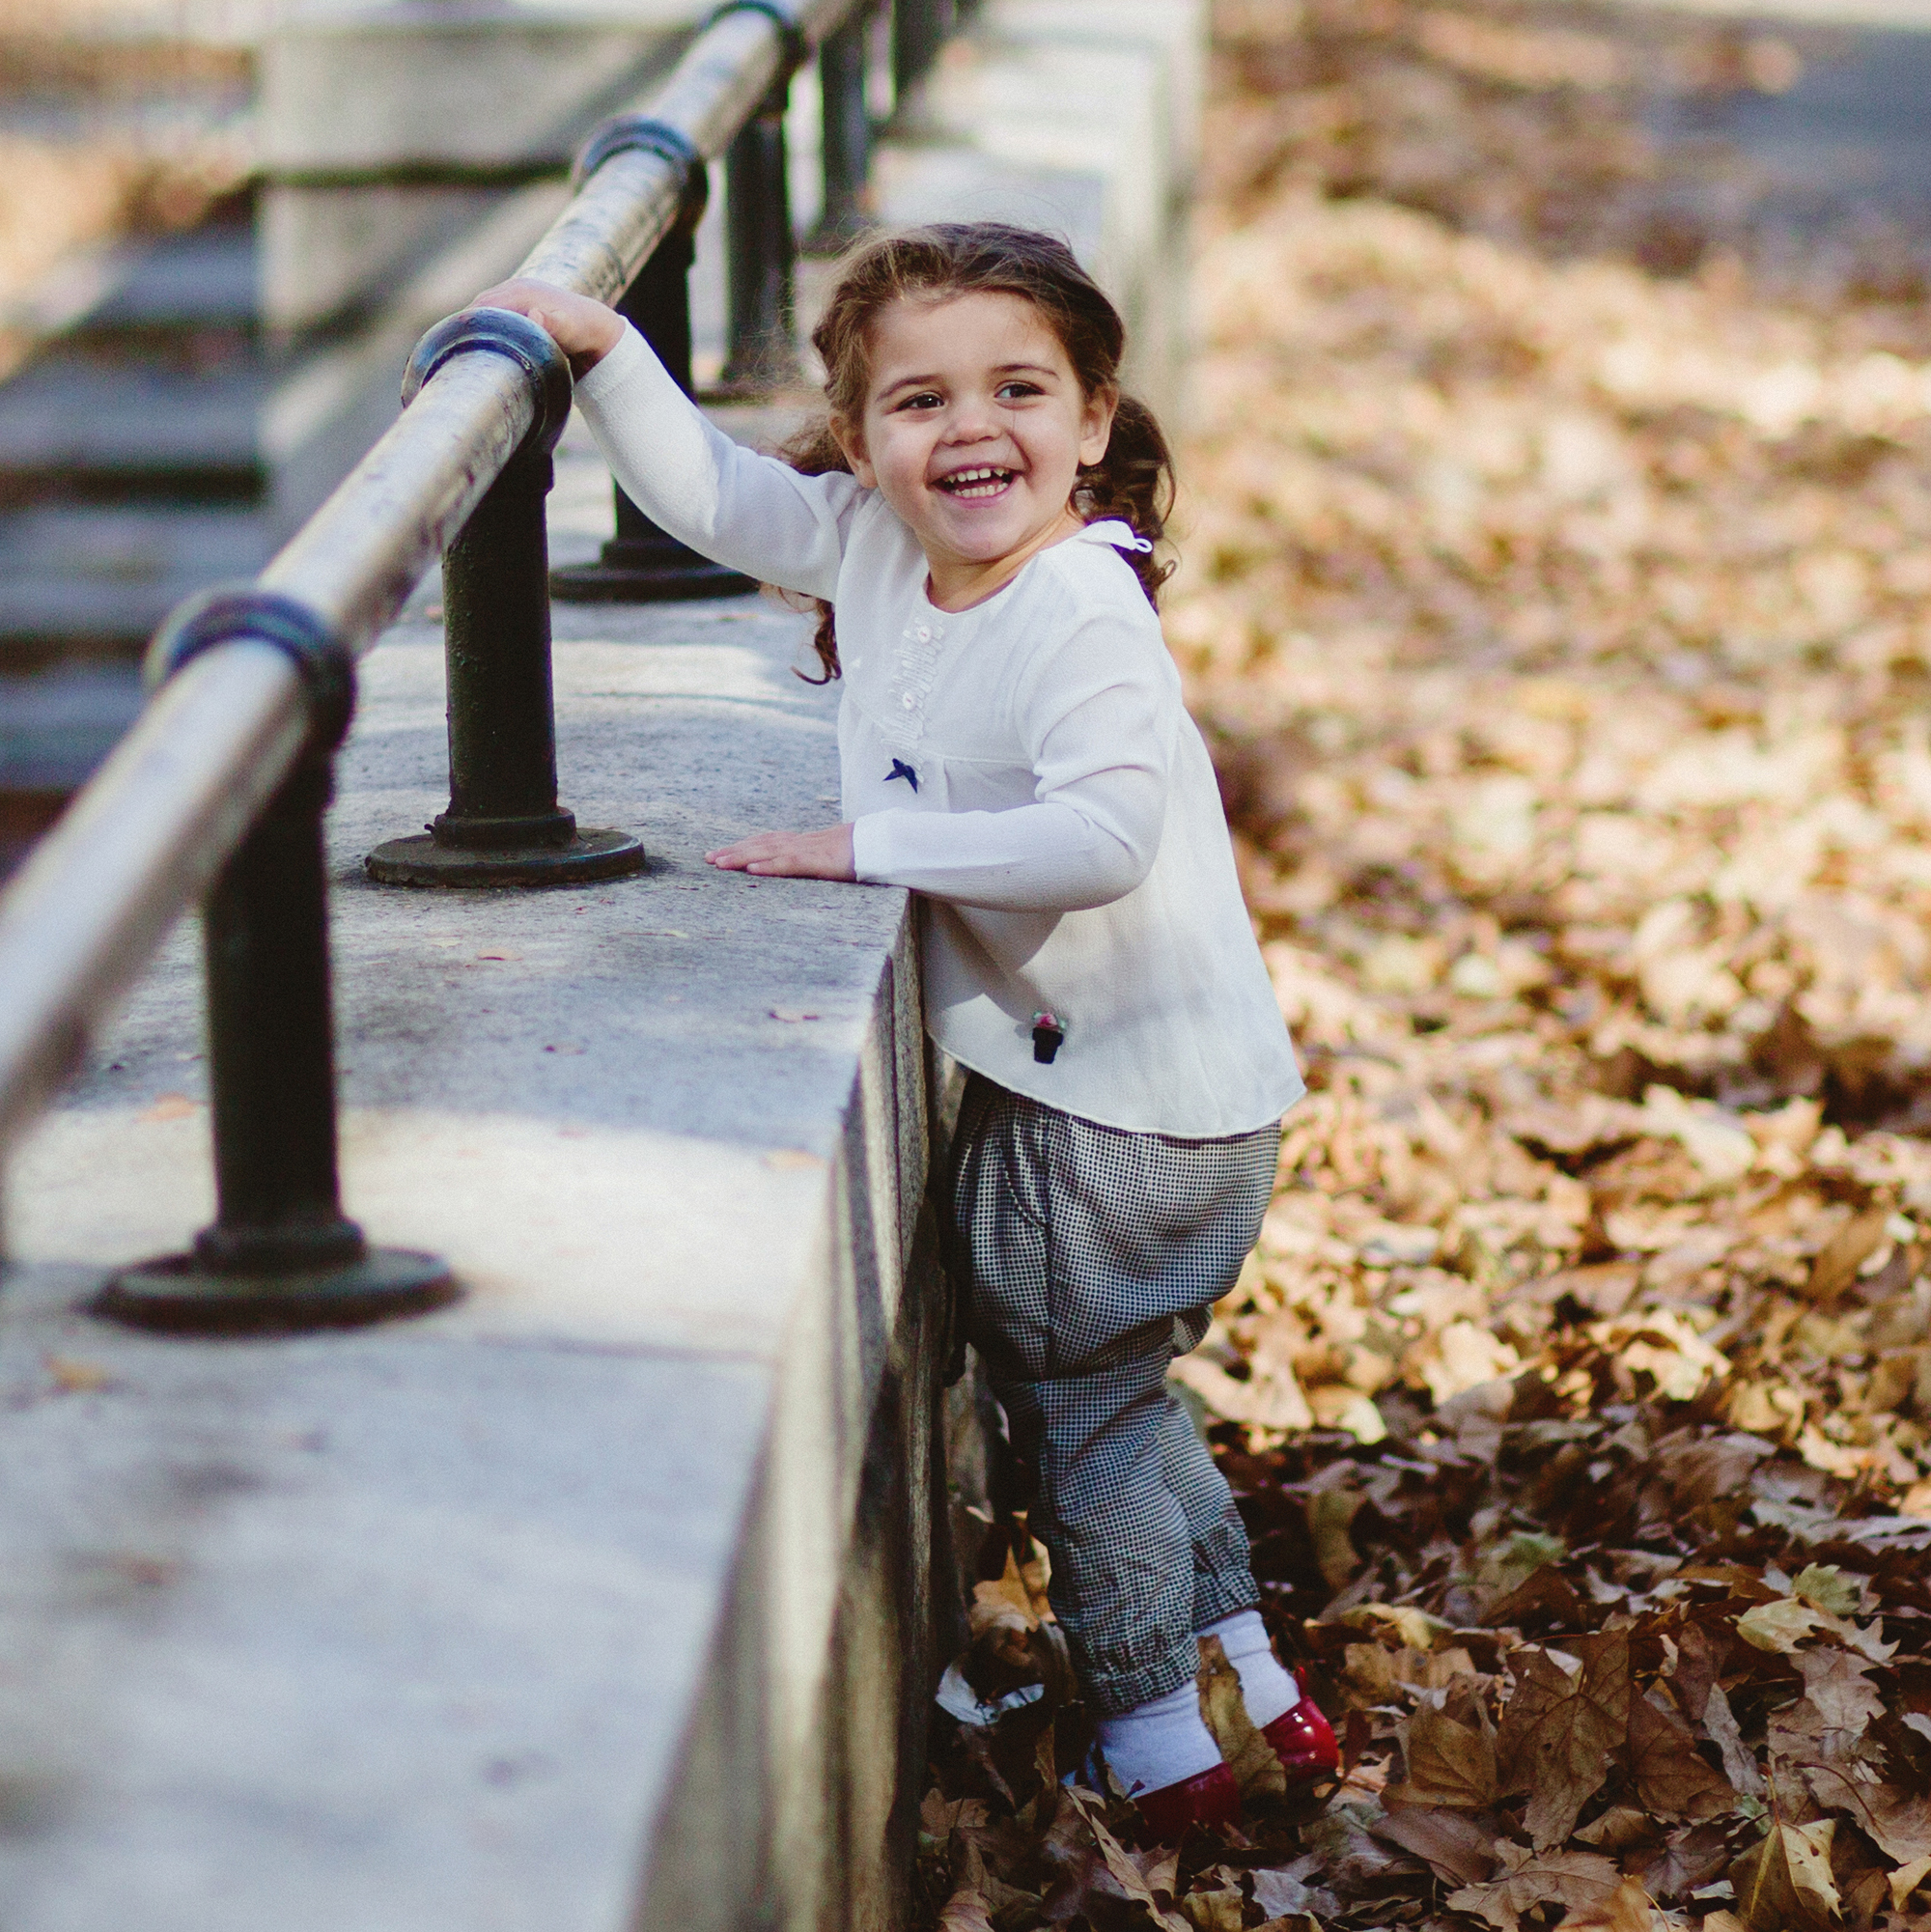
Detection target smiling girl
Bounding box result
[477,223,1328,1836]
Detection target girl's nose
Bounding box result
[943,397,1001,441]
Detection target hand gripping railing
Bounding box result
[0,0,957,1334]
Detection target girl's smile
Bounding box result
[934,463,1015,499]
[834,289,1116,611]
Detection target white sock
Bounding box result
[1095,1680,1222,1797]
[1199,1608,1301,1729]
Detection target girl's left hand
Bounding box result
[705,825,856,880]
[469,277,626,376]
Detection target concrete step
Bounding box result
[0,504,273,660]
[72,224,258,348]
[0,660,145,875]
[0,356,267,504]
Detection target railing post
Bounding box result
[366,310,649,884]
[891,0,949,115]
[806,5,872,254]
[718,5,804,395]
[551,121,754,602]
[95,592,457,1333]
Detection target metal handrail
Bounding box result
[0,0,947,1322]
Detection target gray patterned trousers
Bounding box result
[947,1073,1281,1717]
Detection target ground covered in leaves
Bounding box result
[917,4,1931,1927]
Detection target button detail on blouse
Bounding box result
[885,618,945,747]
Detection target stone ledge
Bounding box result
[2,602,943,1930]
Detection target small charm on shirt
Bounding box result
[1031,1010,1065,1064]
[885,758,919,793]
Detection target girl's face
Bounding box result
[835,290,1116,603]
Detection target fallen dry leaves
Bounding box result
[917,1,1931,1926]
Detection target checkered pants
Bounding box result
[947,1073,1281,1717]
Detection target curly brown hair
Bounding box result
[779,221,1176,682]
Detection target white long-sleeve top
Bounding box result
[576,325,1303,1135]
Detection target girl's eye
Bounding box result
[895,392,942,412]
[996,381,1043,401]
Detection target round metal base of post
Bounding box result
[364,826,647,887]
[94,1247,458,1336]
[548,556,756,603]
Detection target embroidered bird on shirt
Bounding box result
[885,759,919,793]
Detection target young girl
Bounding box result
[478,223,1334,1835]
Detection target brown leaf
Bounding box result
[1135,1844,1179,1897]
[1031,1724,1059,1817]
[1496,1633,1631,1847]
[969,1545,1041,1639]
[921,1791,989,1838]
[1796,1645,1884,1732]
[1842,1864,1893,1929]
[935,1841,997,1932]
[1625,1687,1734,1820]
[1015,1527,1052,1622]
[1769,1661,1891,1843]
[1865,1787,1931,1867]
[1702,1684,1765,1798]
[1064,1792,1189,1929]
[1528,1260,1642,1314]
[1483,1562,1588,1634]
[1560,1878,1663,1932]
[1385,1697,1497,1809]
[1670,1620,1728,1725]
[1731,1819,1840,1932]
[1891,1855,1931,1913]
[1035,1814,1100,1924]
[1446,1843,1623,1932]
[1196,1633,1285,1800]
[1640,1820,1734,1902]
[1250,1863,1322,1918]
[1575,1805,1660,1852]
[1806,1208,1890,1302]
[42,1354,113,1394]
[1797,1762,1931,1868]
[1300,1807,1417,1894]
[1306,1484,1365,1592]
[1735,1597,1824,1653]
[1372,1804,1500,1885]
[1653,1431,1774,1508]
[1342,1641,1401,1703]
[1179,1886,1244,1932]
[1335,1603,1454,1651]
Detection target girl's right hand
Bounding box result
[470,279,626,377]
[706,825,857,881]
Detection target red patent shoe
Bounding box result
[1261,1670,1339,1785]
[1131,1761,1241,1840]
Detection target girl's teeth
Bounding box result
[942,467,1011,497]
